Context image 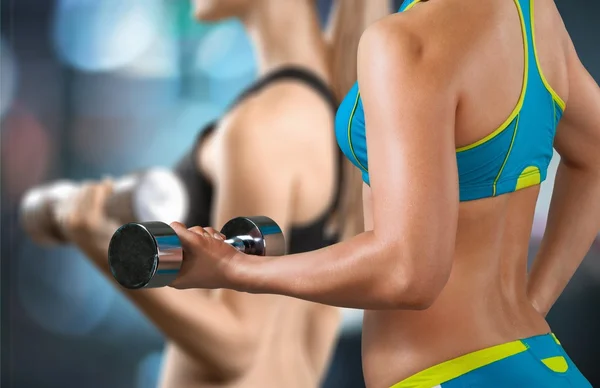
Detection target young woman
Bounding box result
[57,1,391,387]
[159,0,600,386]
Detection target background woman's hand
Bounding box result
[169,222,240,290]
[55,179,121,261]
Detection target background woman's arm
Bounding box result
[56,185,255,379]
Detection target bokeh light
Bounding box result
[0,36,18,119]
[135,101,222,167]
[53,0,164,72]
[194,19,256,81]
[120,11,180,79]
[136,352,164,388]
[71,73,180,120]
[69,116,161,174]
[17,244,117,337]
[1,106,52,202]
[205,74,257,109]
[69,101,221,174]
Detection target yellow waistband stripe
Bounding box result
[390,341,528,388]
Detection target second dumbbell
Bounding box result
[19,167,189,245]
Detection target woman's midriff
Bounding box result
[361,187,551,388]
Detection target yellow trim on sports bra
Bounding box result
[404,0,422,11]
[541,356,569,373]
[390,340,528,388]
[347,92,369,172]
[530,0,566,111]
[515,165,541,190]
[551,333,561,345]
[456,0,529,153]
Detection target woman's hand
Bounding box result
[169,223,241,290]
[55,179,121,259]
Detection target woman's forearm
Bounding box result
[79,238,255,377]
[227,231,440,310]
[528,162,600,316]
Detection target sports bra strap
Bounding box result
[230,66,339,114]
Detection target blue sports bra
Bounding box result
[335,0,566,201]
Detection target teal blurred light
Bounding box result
[136,351,164,388]
[53,0,165,72]
[17,244,118,336]
[0,36,18,119]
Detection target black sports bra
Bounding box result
[174,67,343,253]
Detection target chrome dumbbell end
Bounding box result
[220,216,286,257]
[108,221,183,289]
[19,180,80,245]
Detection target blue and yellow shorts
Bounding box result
[392,334,591,388]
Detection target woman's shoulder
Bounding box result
[371,2,491,52]
[359,2,489,83]
[223,79,334,142]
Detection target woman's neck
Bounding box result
[241,0,330,81]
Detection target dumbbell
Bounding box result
[20,167,189,245]
[108,216,286,289]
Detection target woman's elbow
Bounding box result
[382,256,451,310]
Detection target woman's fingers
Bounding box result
[185,225,226,240]
[203,227,226,240]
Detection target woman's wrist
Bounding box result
[223,252,264,293]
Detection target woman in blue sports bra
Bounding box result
[142,0,600,387]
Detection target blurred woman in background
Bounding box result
[56,0,390,387]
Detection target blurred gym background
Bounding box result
[0,0,598,387]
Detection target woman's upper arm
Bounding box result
[358,21,460,295]
[554,41,600,172]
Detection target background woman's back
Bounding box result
[161,71,343,388]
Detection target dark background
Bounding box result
[1,0,598,387]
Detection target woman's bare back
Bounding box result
[361,0,571,385]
